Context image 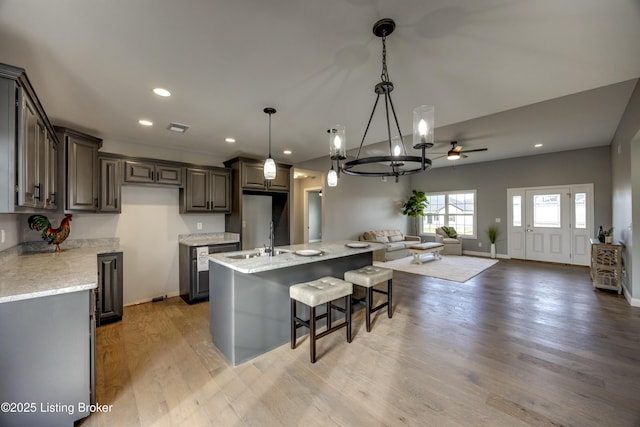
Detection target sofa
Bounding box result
[359,229,421,262]
[435,227,462,255]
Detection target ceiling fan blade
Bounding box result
[431,154,447,160]
[453,145,462,153]
[460,148,488,154]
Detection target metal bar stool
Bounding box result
[290,276,353,363]
[344,266,393,332]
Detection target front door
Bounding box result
[508,184,593,265]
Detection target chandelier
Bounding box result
[328,18,434,186]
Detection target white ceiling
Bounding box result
[1,0,639,169]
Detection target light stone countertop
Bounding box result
[0,246,120,304]
[208,240,385,274]
[178,232,240,247]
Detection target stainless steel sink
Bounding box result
[226,249,290,260]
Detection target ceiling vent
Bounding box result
[167,122,189,133]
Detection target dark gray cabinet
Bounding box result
[0,63,59,213]
[241,161,290,191]
[99,156,122,213]
[97,252,123,325]
[179,242,239,304]
[123,160,183,186]
[180,167,231,213]
[57,126,102,212]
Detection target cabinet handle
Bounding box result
[115,198,118,209]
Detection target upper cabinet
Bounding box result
[0,64,59,212]
[180,167,230,213]
[56,126,102,212]
[123,160,183,186]
[232,158,291,192]
[99,155,122,213]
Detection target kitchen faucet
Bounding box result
[268,220,275,256]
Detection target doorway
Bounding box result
[507,184,593,265]
[304,188,322,243]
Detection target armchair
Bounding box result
[435,227,462,255]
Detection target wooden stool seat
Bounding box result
[290,277,353,363]
[344,266,393,332]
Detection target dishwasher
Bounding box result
[179,242,240,304]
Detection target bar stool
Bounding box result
[290,276,353,363]
[344,266,393,332]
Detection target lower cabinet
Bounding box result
[179,242,239,304]
[97,252,123,325]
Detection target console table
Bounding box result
[589,239,622,294]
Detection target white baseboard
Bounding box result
[462,250,509,259]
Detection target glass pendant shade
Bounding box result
[263,157,277,180]
[327,166,338,187]
[412,105,434,148]
[329,125,346,159]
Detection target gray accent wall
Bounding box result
[611,79,640,303]
[410,146,612,257]
[294,157,412,241]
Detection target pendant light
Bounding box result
[263,107,277,180]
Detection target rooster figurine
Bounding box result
[28,214,72,252]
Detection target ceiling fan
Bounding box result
[432,141,488,160]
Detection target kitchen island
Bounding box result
[208,240,384,365]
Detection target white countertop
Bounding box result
[0,247,119,304]
[178,232,240,247]
[209,240,384,274]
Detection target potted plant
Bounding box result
[486,226,499,259]
[604,227,614,244]
[402,190,428,236]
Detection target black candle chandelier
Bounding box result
[328,18,434,186]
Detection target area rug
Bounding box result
[373,255,498,283]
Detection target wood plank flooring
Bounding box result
[79,259,640,426]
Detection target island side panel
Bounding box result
[0,290,91,427]
[210,252,371,365]
[210,262,236,364]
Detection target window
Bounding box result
[533,194,561,228]
[512,195,522,227]
[422,190,477,238]
[575,192,586,229]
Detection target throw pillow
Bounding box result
[388,234,403,242]
[375,236,390,243]
[441,226,458,238]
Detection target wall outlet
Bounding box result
[196,222,203,230]
[0,229,4,243]
[495,218,501,223]
[478,241,482,247]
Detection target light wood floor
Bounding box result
[80,259,640,427]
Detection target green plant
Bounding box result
[604,227,614,236]
[487,226,499,244]
[402,190,428,235]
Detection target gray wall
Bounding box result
[611,79,640,302]
[410,146,612,257]
[295,157,412,241]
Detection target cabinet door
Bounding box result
[155,164,183,186]
[211,171,230,212]
[241,162,267,189]
[44,134,57,210]
[99,158,121,213]
[67,135,99,211]
[183,168,209,212]
[268,165,290,191]
[123,160,155,183]
[17,93,39,207]
[97,252,123,325]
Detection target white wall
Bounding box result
[68,186,225,305]
[0,214,20,251]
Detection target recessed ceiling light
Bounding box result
[153,88,171,97]
[283,150,292,155]
[167,122,189,133]
[534,143,543,148]
[138,119,153,126]
[225,138,236,143]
